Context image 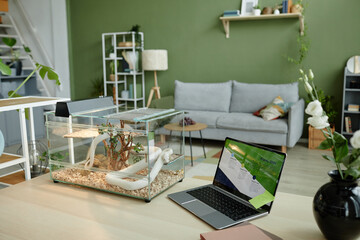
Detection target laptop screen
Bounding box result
[213,138,286,211]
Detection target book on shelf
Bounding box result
[223,13,240,17]
[224,10,240,15]
[348,104,359,112]
[345,116,353,133]
[282,0,288,13]
[287,0,293,13]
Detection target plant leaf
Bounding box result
[333,132,349,163]
[23,45,31,53]
[2,37,16,47]
[318,138,332,150]
[342,155,351,167]
[322,154,335,163]
[344,168,360,179]
[349,157,360,168]
[0,60,11,75]
[37,64,60,85]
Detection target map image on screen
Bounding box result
[215,139,285,203]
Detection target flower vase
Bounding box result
[313,170,360,240]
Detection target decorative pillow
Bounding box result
[253,106,266,117]
[258,96,293,121]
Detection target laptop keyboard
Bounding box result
[187,186,259,221]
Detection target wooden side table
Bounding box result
[164,123,207,166]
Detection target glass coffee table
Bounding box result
[164,122,207,166]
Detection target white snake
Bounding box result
[84,133,173,190]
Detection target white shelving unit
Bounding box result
[102,32,145,109]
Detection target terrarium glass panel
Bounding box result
[45,107,184,202]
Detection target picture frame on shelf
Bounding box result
[240,0,258,16]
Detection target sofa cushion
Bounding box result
[183,111,228,128]
[230,81,299,113]
[174,80,232,112]
[216,113,288,134]
[259,96,293,121]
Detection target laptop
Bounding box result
[168,137,287,229]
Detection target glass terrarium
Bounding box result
[45,107,185,202]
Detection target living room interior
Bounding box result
[0,0,359,239]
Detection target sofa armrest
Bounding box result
[287,99,305,147]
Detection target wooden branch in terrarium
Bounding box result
[82,120,179,191]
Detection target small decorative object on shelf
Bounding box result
[298,68,360,240]
[179,117,196,126]
[348,104,359,112]
[261,7,272,15]
[347,56,360,74]
[290,3,303,13]
[240,0,258,16]
[345,116,353,133]
[253,5,261,16]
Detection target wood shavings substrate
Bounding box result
[52,168,184,198]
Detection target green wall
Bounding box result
[67,0,360,132]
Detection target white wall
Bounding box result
[9,0,70,98]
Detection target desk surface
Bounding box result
[0,96,69,111]
[0,175,325,240]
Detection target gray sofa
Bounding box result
[173,80,304,150]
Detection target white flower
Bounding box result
[308,69,314,80]
[350,130,360,149]
[305,100,323,117]
[304,74,308,82]
[307,116,330,129]
[304,82,313,94]
[299,69,304,75]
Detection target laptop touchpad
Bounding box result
[183,200,215,216]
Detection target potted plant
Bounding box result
[253,5,261,16]
[0,46,60,165]
[291,0,303,13]
[118,24,141,47]
[299,69,360,240]
[109,60,119,81]
[2,37,22,75]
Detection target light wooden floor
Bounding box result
[0,140,334,198]
[277,142,333,197]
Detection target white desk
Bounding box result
[0,96,69,180]
[0,175,325,240]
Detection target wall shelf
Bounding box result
[219,13,304,38]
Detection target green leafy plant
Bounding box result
[253,5,261,9]
[43,151,67,171]
[0,45,60,98]
[2,37,20,65]
[91,77,104,97]
[299,69,360,180]
[130,24,141,43]
[286,1,309,66]
[106,46,114,56]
